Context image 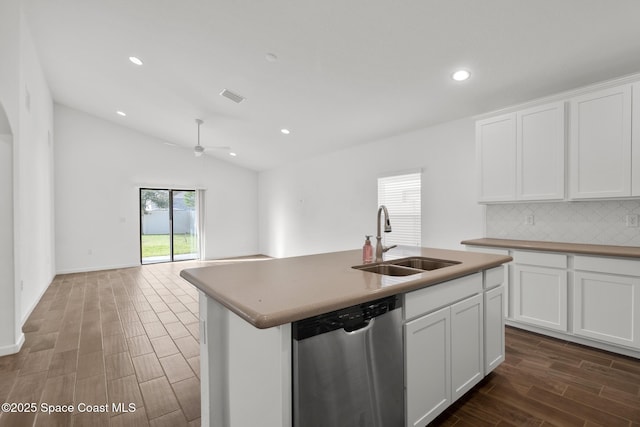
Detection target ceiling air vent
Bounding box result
[219,89,245,104]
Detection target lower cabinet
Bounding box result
[405,306,450,427]
[573,264,640,349]
[404,294,483,427]
[484,285,505,373]
[512,251,568,332]
[451,294,484,401]
[468,244,640,358]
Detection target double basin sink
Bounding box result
[353,257,460,276]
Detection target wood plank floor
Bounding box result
[0,259,232,427]
[434,327,640,426]
[2,260,640,426]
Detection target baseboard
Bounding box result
[0,333,24,357]
[56,262,140,275]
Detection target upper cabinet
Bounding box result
[569,84,632,199]
[633,83,640,197]
[476,113,516,202]
[517,102,566,201]
[477,76,640,203]
[476,101,565,203]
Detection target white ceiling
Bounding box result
[23,0,640,171]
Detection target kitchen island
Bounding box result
[180,246,512,427]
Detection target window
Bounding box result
[140,188,199,264]
[377,171,422,247]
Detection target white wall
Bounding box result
[0,0,21,357]
[0,0,56,356]
[0,133,15,353]
[54,105,259,273]
[258,117,483,258]
[18,13,56,322]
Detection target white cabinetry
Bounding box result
[573,256,640,349]
[633,82,640,196]
[476,113,516,202]
[404,273,484,427]
[483,267,505,374]
[451,294,484,401]
[569,84,632,199]
[405,306,450,427]
[512,251,568,332]
[402,267,507,426]
[466,241,640,358]
[517,102,565,200]
[476,101,565,203]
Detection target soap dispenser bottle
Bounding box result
[362,235,373,264]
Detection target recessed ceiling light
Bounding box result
[452,69,471,81]
[229,152,237,157]
[116,111,127,117]
[280,128,290,135]
[129,56,143,66]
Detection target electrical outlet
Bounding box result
[626,214,639,228]
[525,215,535,225]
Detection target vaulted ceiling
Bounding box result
[23,0,640,170]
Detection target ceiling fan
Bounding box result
[193,118,230,157]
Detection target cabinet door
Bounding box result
[484,285,505,374]
[476,113,516,202]
[633,82,640,196]
[451,294,484,402]
[517,102,565,200]
[513,264,567,331]
[404,306,450,427]
[574,271,640,349]
[569,84,632,199]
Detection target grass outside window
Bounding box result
[141,234,197,257]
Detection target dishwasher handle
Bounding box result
[344,317,374,334]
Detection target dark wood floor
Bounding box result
[434,326,640,426]
[1,260,639,426]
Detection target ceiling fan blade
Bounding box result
[203,145,231,150]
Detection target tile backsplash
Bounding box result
[486,200,640,247]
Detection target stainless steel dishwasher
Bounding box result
[292,295,403,427]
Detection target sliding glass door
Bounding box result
[140,188,198,264]
[171,190,198,261]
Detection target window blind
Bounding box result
[377,172,422,247]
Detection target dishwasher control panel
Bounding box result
[292,295,400,340]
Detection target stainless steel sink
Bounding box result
[353,264,422,276]
[387,257,460,271]
[353,256,459,277]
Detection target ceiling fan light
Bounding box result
[194,145,205,156]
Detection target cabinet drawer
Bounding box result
[404,273,482,321]
[513,250,567,268]
[484,266,504,289]
[574,255,640,276]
